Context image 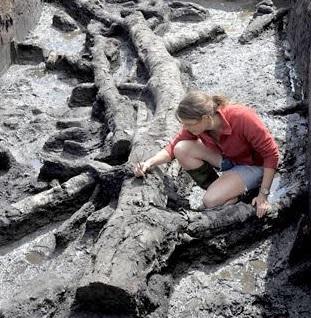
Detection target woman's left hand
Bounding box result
[252,194,270,218]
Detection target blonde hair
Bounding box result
[176,90,228,121]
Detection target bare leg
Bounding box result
[203,171,246,208]
[173,140,222,170]
[173,140,246,208]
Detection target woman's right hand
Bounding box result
[132,149,171,177]
[133,161,151,177]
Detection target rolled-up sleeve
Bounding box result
[242,110,279,169]
[165,128,197,160]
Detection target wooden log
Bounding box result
[179,199,304,263]
[12,173,95,215]
[13,42,46,65]
[75,9,301,317]
[239,7,289,44]
[76,201,188,315]
[39,154,132,185]
[76,192,303,315]
[54,201,96,248]
[163,24,226,54]
[45,51,94,82]
[85,204,115,232]
[89,24,136,163]
[54,184,101,248]
[76,11,186,315]
[0,173,95,245]
[168,1,209,22]
[53,0,124,27]
[239,13,275,44]
[125,11,185,158]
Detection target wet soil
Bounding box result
[0,0,309,317]
[0,4,87,172]
[165,2,310,317]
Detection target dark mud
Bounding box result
[0,0,309,317]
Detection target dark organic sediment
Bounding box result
[0,0,310,317]
[52,10,79,32]
[0,0,42,73]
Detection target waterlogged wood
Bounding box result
[0,173,95,245]
[186,202,257,238]
[55,201,96,248]
[39,154,133,185]
[12,173,95,215]
[168,1,209,22]
[52,0,124,27]
[163,24,226,54]
[76,11,186,314]
[31,6,300,318]
[76,192,188,315]
[54,185,100,248]
[90,25,136,162]
[239,8,289,44]
[0,0,308,317]
[77,195,298,316]
[125,11,185,159]
[183,201,302,264]
[45,52,94,81]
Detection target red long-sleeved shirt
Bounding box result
[165,104,279,169]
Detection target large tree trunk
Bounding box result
[76,11,185,315]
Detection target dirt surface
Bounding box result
[0,0,309,317]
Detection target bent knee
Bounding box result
[203,191,226,209]
[203,194,220,209]
[203,191,238,209]
[173,140,197,159]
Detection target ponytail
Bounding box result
[176,90,228,121]
[212,95,228,108]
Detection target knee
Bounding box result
[203,191,238,209]
[173,140,195,160]
[202,191,221,209]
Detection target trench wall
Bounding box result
[288,0,311,99]
[0,0,42,74]
[287,0,311,213]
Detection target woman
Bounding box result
[134,90,279,218]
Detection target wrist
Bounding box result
[259,187,270,196]
[145,159,154,169]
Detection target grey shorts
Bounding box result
[219,158,264,192]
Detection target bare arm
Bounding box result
[252,167,276,218]
[133,149,172,177]
[260,167,275,195]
